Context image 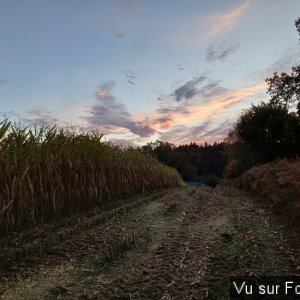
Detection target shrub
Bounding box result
[203,174,221,188]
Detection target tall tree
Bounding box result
[266,65,300,112]
[232,102,300,162]
[265,18,300,113]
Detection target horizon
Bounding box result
[1,0,300,146]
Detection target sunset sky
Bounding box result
[1,0,300,145]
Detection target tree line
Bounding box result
[140,141,227,186]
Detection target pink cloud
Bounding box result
[177,1,250,45]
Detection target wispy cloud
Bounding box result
[160,119,234,145]
[178,1,249,45]
[0,108,66,129]
[79,77,265,145]
[188,120,213,137]
[0,111,19,119]
[206,44,239,62]
[156,106,190,115]
[159,120,214,145]
[144,80,266,144]
[170,74,228,103]
[250,44,300,81]
[114,32,125,39]
[21,106,59,126]
[124,70,137,86]
[157,117,174,129]
[0,77,8,86]
[172,75,207,102]
[84,82,156,138]
[199,80,228,98]
[159,125,190,144]
[109,138,137,147]
[198,119,234,142]
[173,81,266,123]
[177,64,184,71]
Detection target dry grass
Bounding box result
[0,119,182,234]
[241,158,300,226]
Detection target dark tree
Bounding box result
[232,102,300,162]
[265,18,300,113]
[295,17,300,39]
[139,140,227,182]
[266,65,300,113]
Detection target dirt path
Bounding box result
[0,185,299,299]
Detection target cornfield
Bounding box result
[0,119,182,234]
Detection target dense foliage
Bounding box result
[265,17,300,113]
[140,140,227,185]
[225,102,300,177]
[266,65,300,113]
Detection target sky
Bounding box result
[1,0,300,146]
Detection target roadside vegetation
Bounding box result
[0,120,181,234]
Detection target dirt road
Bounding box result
[0,185,299,299]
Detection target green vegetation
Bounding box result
[0,120,182,234]
[140,140,227,186]
[225,102,300,177]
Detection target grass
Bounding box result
[0,119,182,234]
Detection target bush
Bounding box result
[227,102,300,168]
[203,174,221,188]
[224,159,242,178]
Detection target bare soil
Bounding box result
[0,185,299,299]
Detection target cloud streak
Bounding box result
[159,119,234,145]
[151,117,174,129]
[141,80,266,143]
[124,70,137,86]
[206,44,239,62]
[250,44,300,82]
[170,75,228,103]
[19,106,59,126]
[79,77,266,145]
[178,1,249,45]
[172,75,206,102]
[84,82,156,138]
[171,81,266,124]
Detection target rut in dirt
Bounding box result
[1,186,299,300]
